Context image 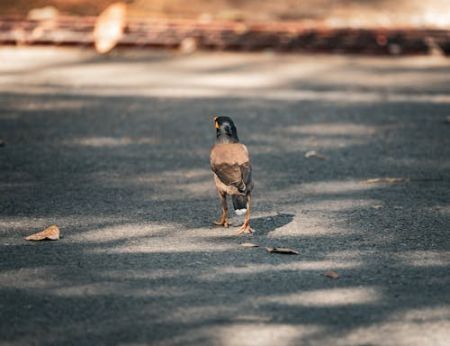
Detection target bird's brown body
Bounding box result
[210,143,252,195]
[210,117,253,234]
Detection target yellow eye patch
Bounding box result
[214,116,219,129]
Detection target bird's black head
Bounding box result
[214,116,239,143]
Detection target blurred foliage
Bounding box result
[1,0,450,27]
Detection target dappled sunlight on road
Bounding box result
[1,47,449,345]
[285,123,378,136]
[1,99,87,112]
[263,213,352,237]
[71,223,169,243]
[214,323,323,346]
[260,287,381,306]
[52,283,187,298]
[67,136,159,147]
[88,236,237,253]
[1,48,450,104]
[0,267,60,290]
[299,180,380,195]
[249,132,369,152]
[0,266,189,298]
[199,259,362,281]
[87,167,215,200]
[333,307,450,346]
[395,250,450,267]
[303,198,376,212]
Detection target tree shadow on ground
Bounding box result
[0,52,449,345]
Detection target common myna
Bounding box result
[210,116,254,234]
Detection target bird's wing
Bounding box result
[210,143,253,193]
[213,163,244,187]
[239,161,253,192]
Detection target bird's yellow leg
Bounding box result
[213,192,229,228]
[237,194,253,235]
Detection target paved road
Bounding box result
[0,47,449,346]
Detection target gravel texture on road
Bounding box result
[0,47,449,345]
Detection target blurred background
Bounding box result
[2,0,450,26]
[1,0,450,55]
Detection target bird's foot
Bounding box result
[236,223,253,235]
[213,218,229,228]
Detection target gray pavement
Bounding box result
[0,47,450,346]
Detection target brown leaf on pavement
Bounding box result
[241,242,259,248]
[323,270,340,279]
[25,225,60,241]
[305,150,327,160]
[266,247,299,255]
[94,2,127,54]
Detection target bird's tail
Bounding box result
[232,195,248,216]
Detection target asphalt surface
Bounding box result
[0,47,450,346]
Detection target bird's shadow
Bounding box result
[250,213,295,236]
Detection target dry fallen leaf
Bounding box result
[25,225,60,241]
[94,2,127,54]
[371,204,383,209]
[266,247,299,255]
[363,177,409,184]
[305,150,327,160]
[241,242,259,248]
[323,270,340,279]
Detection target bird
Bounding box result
[210,116,254,234]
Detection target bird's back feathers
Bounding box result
[210,143,253,200]
[210,143,249,166]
